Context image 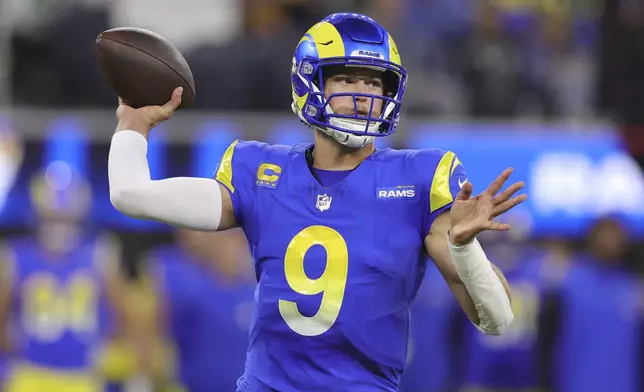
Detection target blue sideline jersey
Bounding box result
[462,257,546,390]
[554,258,643,392]
[150,244,254,392]
[215,141,467,392]
[2,235,113,392]
[400,265,458,392]
[5,236,111,370]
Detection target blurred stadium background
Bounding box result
[0,0,643,391]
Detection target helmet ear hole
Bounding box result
[382,70,399,98]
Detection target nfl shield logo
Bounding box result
[316,193,332,212]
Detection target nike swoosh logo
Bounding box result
[458,178,468,188]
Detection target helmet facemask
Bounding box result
[292,56,407,147]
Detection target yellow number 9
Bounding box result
[278,225,348,336]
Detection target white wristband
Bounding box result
[448,236,514,335]
[448,236,490,279]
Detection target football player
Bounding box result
[138,228,254,392]
[0,163,130,392]
[108,13,523,392]
[540,217,643,392]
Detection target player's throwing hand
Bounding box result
[449,167,527,246]
[115,87,183,136]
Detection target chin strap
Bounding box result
[315,125,375,148]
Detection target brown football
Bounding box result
[96,27,195,109]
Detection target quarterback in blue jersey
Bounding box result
[108,13,525,392]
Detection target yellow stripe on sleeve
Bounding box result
[430,151,456,213]
[215,140,239,193]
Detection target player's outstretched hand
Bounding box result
[449,167,527,246]
[115,87,183,137]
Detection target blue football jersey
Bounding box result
[150,244,254,392]
[554,258,643,392]
[400,265,458,392]
[215,141,467,392]
[461,257,546,390]
[4,236,112,371]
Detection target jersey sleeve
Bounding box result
[213,140,263,229]
[423,150,468,235]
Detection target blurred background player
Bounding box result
[539,215,644,392]
[399,261,460,392]
[0,161,132,392]
[134,228,254,392]
[454,217,563,392]
[0,122,23,392]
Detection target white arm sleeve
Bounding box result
[108,130,222,231]
[448,237,514,335]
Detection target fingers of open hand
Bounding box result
[484,220,512,231]
[485,167,514,196]
[493,181,525,204]
[456,181,473,200]
[491,194,528,218]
